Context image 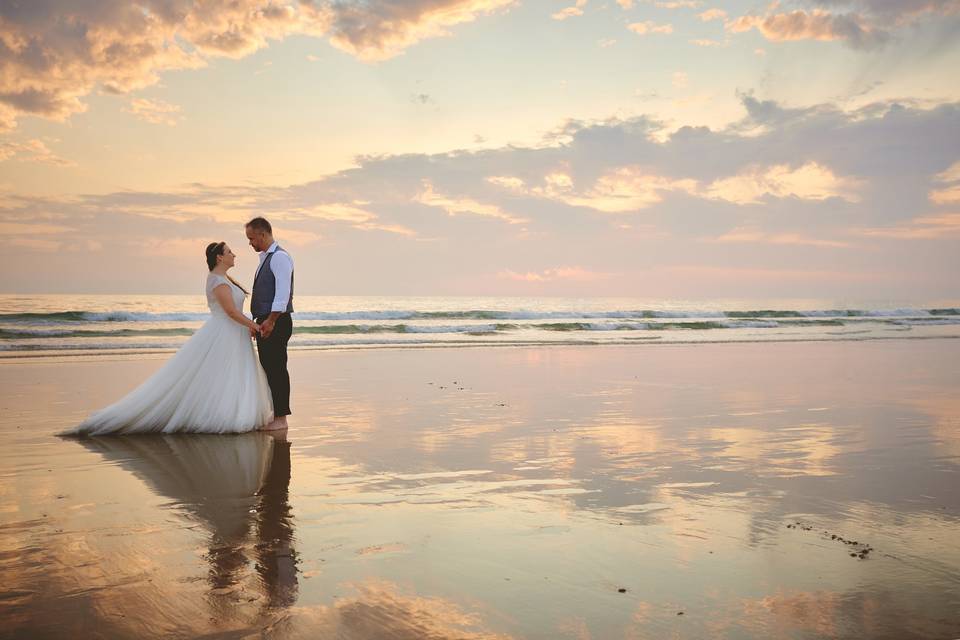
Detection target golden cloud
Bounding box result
[724,8,886,48]
[698,8,727,21]
[416,181,528,224]
[124,98,182,126]
[0,0,516,130]
[702,161,862,204]
[0,139,73,166]
[934,160,960,183]
[709,227,852,248]
[856,212,960,239]
[324,0,516,62]
[552,0,588,21]
[627,21,675,35]
[485,161,859,213]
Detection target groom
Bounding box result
[245,217,294,430]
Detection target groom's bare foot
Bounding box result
[261,416,288,431]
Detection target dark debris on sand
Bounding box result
[787,521,874,559]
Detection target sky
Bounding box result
[1,0,958,299]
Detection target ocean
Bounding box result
[1,294,958,358]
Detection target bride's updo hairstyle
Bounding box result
[205,241,248,294]
[205,241,225,271]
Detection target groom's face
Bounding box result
[245,227,267,252]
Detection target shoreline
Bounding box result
[1,331,959,363]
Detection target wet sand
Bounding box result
[1,340,959,639]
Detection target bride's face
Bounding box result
[218,245,237,269]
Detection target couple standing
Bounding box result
[64,217,294,436]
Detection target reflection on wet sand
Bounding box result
[255,430,299,610]
[265,579,513,640]
[1,341,959,638]
[80,432,299,614]
[81,435,268,585]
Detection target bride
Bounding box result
[62,242,274,436]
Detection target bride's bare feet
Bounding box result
[260,415,288,431]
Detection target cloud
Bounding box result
[487,166,699,212]
[0,221,75,234]
[698,8,727,21]
[0,1,296,130]
[322,0,516,62]
[690,38,727,46]
[497,266,613,281]
[808,0,960,25]
[929,160,960,204]
[134,236,212,258]
[657,264,881,283]
[552,168,697,212]
[0,0,516,130]
[486,161,860,212]
[3,96,958,296]
[672,72,689,88]
[929,184,960,204]
[655,0,701,8]
[702,161,863,204]
[855,212,960,238]
[125,98,182,126]
[276,228,324,245]
[617,0,635,7]
[627,21,675,34]
[721,0,960,49]
[415,181,527,223]
[0,139,72,166]
[553,0,588,20]
[1,221,79,253]
[353,221,418,236]
[934,159,960,183]
[10,237,63,252]
[708,227,852,247]
[725,9,888,49]
[486,175,526,190]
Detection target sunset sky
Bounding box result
[1,0,958,298]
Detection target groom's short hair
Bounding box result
[245,217,272,234]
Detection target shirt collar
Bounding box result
[262,241,279,255]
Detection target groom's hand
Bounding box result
[260,318,275,339]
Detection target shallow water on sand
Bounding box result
[1,341,959,639]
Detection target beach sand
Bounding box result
[1,340,959,639]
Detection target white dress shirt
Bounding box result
[256,241,294,313]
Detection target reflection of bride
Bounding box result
[77,432,298,606]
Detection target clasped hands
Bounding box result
[249,318,276,339]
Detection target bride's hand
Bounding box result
[250,324,260,338]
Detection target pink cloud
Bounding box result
[725,9,886,48]
[498,266,614,282]
[855,213,960,239]
[708,228,852,248]
[0,0,516,130]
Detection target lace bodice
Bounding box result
[206,274,246,316]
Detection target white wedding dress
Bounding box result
[63,274,274,436]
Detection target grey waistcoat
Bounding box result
[251,247,294,319]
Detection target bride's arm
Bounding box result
[213,284,259,332]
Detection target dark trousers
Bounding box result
[255,313,292,417]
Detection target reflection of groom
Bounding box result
[246,217,294,430]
